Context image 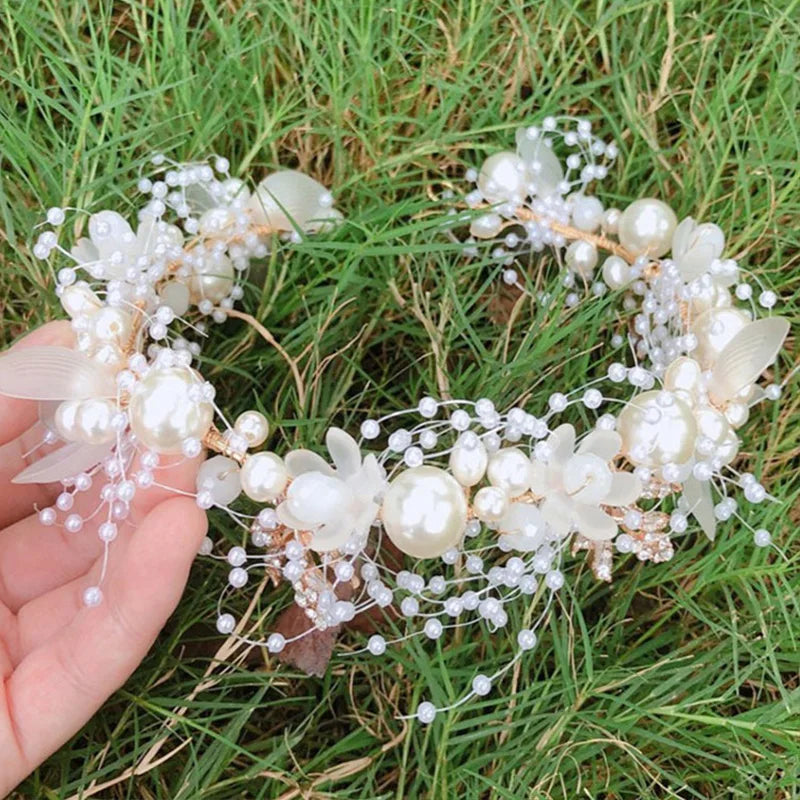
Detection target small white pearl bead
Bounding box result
[216,613,235,634]
[424,618,443,639]
[545,570,564,590]
[64,513,83,534]
[98,521,118,542]
[83,586,103,607]
[227,546,247,567]
[360,419,380,439]
[418,397,439,418]
[368,635,386,655]
[417,701,436,724]
[228,567,248,588]
[753,529,771,547]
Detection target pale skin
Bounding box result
[0,322,206,795]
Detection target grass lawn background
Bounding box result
[1,1,798,797]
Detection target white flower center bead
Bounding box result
[285,472,355,527]
[128,367,214,454]
[562,454,613,504]
[617,390,697,468]
[240,452,288,502]
[89,306,133,346]
[487,447,531,498]
[382,466,468,559]
[617,198,677,258]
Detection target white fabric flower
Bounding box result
[277,428,386,552]
[671,217,726,283]
[247,170,342,233]
[529,424,641,541]
[71,211,183,281]
[496,502,548,552]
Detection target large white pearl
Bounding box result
[75,398,117,444]
[618,198,677,258]
[197,455,242,506]
[234,410,269,448]
[240,452,288,502]
[382,466,467,559]
[188,254,234,303]
[128,368,214,454]
[570,195,604,233]
[478,152,526,204]
[690,308,750,369]
[473,486,509,522]
[565,240,598,278]
[487,448,531,497]
[601,255,632,289]
[617,390,697,467]
[449,437,488,487]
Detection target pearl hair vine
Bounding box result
[207,117,790,723]
[0,152,342,605]
[0,118,791,726]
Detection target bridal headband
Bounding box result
[0,119,789,722]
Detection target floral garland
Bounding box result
[0,121,790,724]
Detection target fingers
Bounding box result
[0,451,203,611]
[0,321,74,447]
[0,497,207,789]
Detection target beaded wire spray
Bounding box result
[0,119,791,724]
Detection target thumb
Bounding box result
[0,497,207,791]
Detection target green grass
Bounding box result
[1,0,799,797]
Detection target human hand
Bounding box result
[0,322,207,795]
